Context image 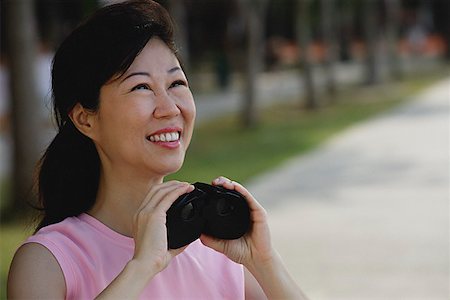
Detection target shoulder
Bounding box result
[24,216,90,267]
[28,214,103,257]
[8,215,95,299]
[8,242,66,299]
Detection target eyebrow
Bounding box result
[168,66,182,74]
[120,72,150,83]
[120,66,182,83]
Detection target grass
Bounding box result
[0,223,33,298]
[1,66,448,298]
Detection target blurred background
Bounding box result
[0,0,449,299]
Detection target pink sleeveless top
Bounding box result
[25,213,244,299]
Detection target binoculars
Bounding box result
[166,182,250,249]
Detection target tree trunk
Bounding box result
[320,0,337,100]
[241,0,268,128]
[4,0,41,218]
[296,0,317,109]
[337,0,352,62]
[168,0,190,72]
[385,0,402,79]
[363,0,379,85]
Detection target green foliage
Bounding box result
[0,224,33,299]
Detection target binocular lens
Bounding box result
[216,198,235,216]
[167,182,250,249]
[181,202,195,221]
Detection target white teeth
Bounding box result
[148,132,180,142]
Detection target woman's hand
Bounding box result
[201,176,308,300]
[200,176,274,269]
[95,181,197,299]
[131,181,194,275]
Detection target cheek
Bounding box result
[181,96,196,137]
[186,99,196,123]
[98,104,149,142]
[180,90,196,121]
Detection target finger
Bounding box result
[150,183,195,214]
[212,177,265,213]
[133,183,194,246]
[231,182,266,213]
[138,181,180,210]
[168,244,189,257]
[138,181,191,212]
[212,176,234,188]
[139,182,194,216]
[199,234,225,253]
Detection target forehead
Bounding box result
[126,37,179,73]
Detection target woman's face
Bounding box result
[91,37,196,178]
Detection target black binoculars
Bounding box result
[166,182,251,249]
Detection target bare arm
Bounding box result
[8,243,66,299]
[9,182,194,300]
[244,267,267,300]
[245,252,308,300]
[7,240,162,300]
[202,177,308,300]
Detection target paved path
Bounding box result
[0,53,447,297]
[247,77,450,299]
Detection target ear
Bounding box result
[69,103,97,139]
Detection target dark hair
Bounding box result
[35,0,177,231]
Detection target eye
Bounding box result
[131,83,151,91]
[170,80,187,88]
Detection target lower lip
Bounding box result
[148,140,181,149]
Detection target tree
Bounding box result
[4,0,42,219]
[362,0,379,85]
[296,0,317,109]
[240,0,269,128]
[431,0,450,61]
[385,0,402,80]
[320,0,337,101]
[168,0,190,72]
[337,0,353,62]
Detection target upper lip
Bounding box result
[147,126,182,137]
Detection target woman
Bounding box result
[8,1,307,299]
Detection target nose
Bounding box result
[153,91,181,119]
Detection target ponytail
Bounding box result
[35,121,99,231]
[34,0,176,231]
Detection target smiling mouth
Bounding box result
[147,131,180,142]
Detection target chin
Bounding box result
[154,158,185,177]
[163,165,183,176]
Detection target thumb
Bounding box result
[200,234,225,253]
[168,244,188,257]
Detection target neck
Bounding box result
[88,167,164,237]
